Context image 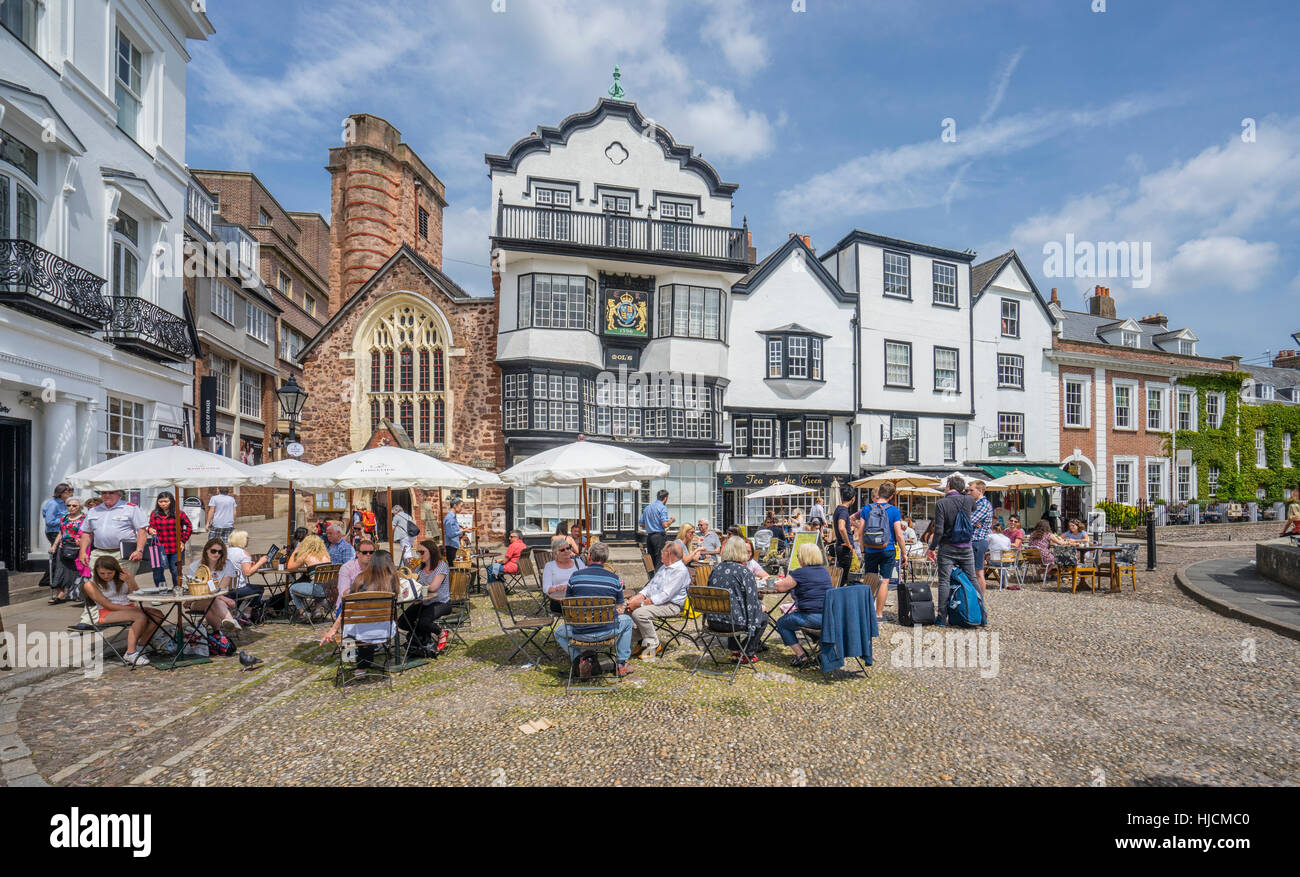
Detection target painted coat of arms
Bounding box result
[604,290,648,337]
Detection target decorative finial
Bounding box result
[608,65,625,100]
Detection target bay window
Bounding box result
[656,284,724,340]
[0,127,39,242]
[517,273,597,331]
[764,333,824,380]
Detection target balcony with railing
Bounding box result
[0,238,113,331]
[493,201,754,269]
[106,296,194,363]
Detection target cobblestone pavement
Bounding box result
[9,540,1298,787]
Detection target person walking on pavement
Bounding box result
[639,489,674,571]
[926,475,977,626]
[392,504,418,562]
[858,482,907,624]
[968,480,993,600]
[207,487,238,542]
[47,495,87,604]
[443,497,471,554]
[78,488,149,576]
[39,483,72,591]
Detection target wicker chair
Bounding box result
[559,597,623,692]
[686,585,757,684]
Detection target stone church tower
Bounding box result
[297,114,504,539]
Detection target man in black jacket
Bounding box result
[926,475,977,625]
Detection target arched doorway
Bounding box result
[1060,455,1094,522]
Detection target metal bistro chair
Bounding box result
[487,580,554,669]
[333,591,398,689]
[559,596,623,693]
[686,585,758,684]
[652,566,705,657]
[1100,531,1118,547]
[1015,548,1050,587]
[796,585,871,677]
[1114,544,1139,592]
[66,597,133,665]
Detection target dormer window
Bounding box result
[1121,331,1140,348]
[1256,382,1275,401]
[1178,339,1195,355]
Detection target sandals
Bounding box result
[47,596,69,605]
[788,654,813,669]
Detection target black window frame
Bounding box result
[417,206,429,240]
[883,250,911,299]
[943,422,956,462]
[749,416,776,458]
[732,418,749,457]
[655,284,725,341]
[997,353,1025,390]
[762,332,826,382]
[884,339,913,389]
[933,345,960,393]
[932,261,958,308]
[1000,298,1021,338]
[890,415,919,465]
[516,272,597,332]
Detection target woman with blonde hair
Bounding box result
[769,541,833,668]
[225,529,269,619]
[287,534,331,617]
[676,522,703,564]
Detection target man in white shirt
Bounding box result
[207,488,238,542]
[79,488,149,574]
[623,540,691,661]
[697,520,722,559]
[985,522,1018,590]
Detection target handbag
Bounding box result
[147,538,168,571]
[59,541,81,563]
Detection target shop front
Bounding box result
[718,472,850,532]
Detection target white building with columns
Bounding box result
[0,1,211,571]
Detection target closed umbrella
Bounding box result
[500,438,670,548]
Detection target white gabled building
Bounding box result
[818,230,978,483]
[969,250,1059,469]
[720,234,856,527]
[487,97,755,540]
[0,1,211,571]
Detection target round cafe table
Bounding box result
[128,588,229,671]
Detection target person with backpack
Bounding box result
[859,481,907,624]
[926,474,978,626]
[392,504,418,563]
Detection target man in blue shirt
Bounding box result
[553,542,634,679]
[639,489,673,571]
[860,481,906,623]
[39,482,72,588]
[443,498,467,552]
[325,523,356,566]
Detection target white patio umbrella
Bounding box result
[851,468,939,490]
[310,446,493,554]
[983,470,1060,491]
[746,482,818,499]
[67,446,270,577]
[896,485,944,496]
[252,459,325,546]
[500,438,670,547]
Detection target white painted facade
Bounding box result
[819,231,976,475]
[970,253,1058,465]
[0,1,211,568]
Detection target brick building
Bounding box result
[296,114,504,541]
[1047,285,1233,518]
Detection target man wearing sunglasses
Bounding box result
[336,539,375,610]
[79,487,148,575]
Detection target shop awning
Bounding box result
[979,464,1089,487]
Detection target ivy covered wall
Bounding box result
[1167,371,1300,503]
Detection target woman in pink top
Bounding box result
[488,530,525,583]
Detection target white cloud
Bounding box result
[700,0,769,73]
[980,46,1026,125]
[778,96,1160,223]
[996,115,1300,298]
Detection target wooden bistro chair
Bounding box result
[652,567,706,657]
[686,585,757,684]
[1053,547,1097,593]
[640,546,657,583]
[828,565,844,589]
[333,591,398,689]
[559,596,623,693]
[301,563,341,625]
[441,567,474,649]
[509,551,548,614]
[530,548,555,585]
[1114,544,1139,592]
[487,580,554,670]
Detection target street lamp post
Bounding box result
[275,376,309,538]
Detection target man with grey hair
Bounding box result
[623,539,691,661]
[554,542,635,678]
[325,521,356,566]
[392,504,417,562]
[697,519,721,559]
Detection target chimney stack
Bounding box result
[745,230,756,264]
[1088,284,1117,319]
[1274,349,1300,370]
[1050,287,1059,305]
[1138,313,1169,329]
[788,233,813,252]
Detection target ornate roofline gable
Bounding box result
[484,98,740,199]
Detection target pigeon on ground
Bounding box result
[238,651,264,671]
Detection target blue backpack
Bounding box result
[950,505,974,544]
[862,502,892,549]
[947,568,986,628]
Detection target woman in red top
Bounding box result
[487,530,525,583]
[147,491,193,588]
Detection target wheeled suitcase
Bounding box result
[898,579,936,625]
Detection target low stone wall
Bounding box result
[1152,521,1284,542]
[1257,540,1300,593]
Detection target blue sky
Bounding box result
[186,0,1300,363]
